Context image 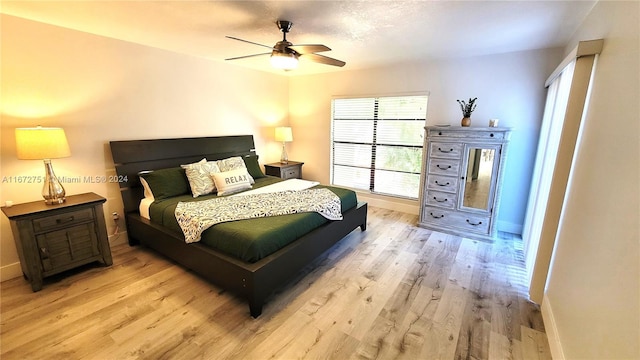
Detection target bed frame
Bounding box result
[109,135,367,317]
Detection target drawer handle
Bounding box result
[490,133,494,137]
[429,212,444,219]
[466,219,483,226]
[40,247,49,259]
[433,197,448,203]
[438,147,454,153]
[434,180,450,187]
[436,165,452,170]
[56,216,75,224]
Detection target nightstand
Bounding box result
[264,161,304,180]
[1,192,113,291]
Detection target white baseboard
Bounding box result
[0,262,23,282]
[108,231,129,246]
[497,220,522,235]
[355,192,419,215]
[542,294,565,360]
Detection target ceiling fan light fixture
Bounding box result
[227,20,344,69]
[270,52,298,70]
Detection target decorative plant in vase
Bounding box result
[457,97,477,127]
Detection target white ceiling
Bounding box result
[1,1,597,76]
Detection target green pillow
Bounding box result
[139,167,190,200]
[243,155,265,179]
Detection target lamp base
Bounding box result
[44,198,66,205]
[280,142,288,164]
[42,159,66,205]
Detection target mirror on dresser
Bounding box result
[460,146,499,212]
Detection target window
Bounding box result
[331,95,428,199]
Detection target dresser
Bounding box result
[264,161,304,179]
[418,126,510,241]
[1,192,113,291]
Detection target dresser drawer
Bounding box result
[282,167,301,179]
[428,158,460,176]
[430,129,506,140]
[424,190,456,209]
[32,208,95,233]
[429,142,463,159]
[421,206,491,235]
[426,175,458,193]
[421,206,452,224]
[264,161,303,180]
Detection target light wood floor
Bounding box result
[1,206,550,360]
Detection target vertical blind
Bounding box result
[522,60,575,285]
[331,95,428,199]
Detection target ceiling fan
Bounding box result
[225,20,346,70]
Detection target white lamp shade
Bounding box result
[275,127,293,142]
[15,127,71,160]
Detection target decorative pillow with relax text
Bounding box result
[181,159,221,197]
[217,156,255,184]
[210,168,252,196]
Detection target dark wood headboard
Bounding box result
[110,135,256,213]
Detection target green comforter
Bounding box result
[148,177,357,263]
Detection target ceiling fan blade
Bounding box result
[301,53,346,67]
[226,36,275,50]
[225,52,271,61]
[288,44,331,54]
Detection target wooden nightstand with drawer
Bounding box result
[1,192,113,291]
[264,161,304,180]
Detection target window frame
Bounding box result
[330,93,429,200]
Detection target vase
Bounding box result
[461,117,471,127]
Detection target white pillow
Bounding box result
[210,168,252,196]
[216,156,255,184]
[181,159,221,197]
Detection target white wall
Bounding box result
[542,1,640,359]
[288,48,562,231]
[0,14,290,280]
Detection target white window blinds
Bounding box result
[331,95,428,199]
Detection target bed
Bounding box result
[109,135,367,317]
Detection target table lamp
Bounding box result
[275,127,293,164]
[15,126,71,204]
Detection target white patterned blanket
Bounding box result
[232,178,319,196]
[175,188,343,243]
